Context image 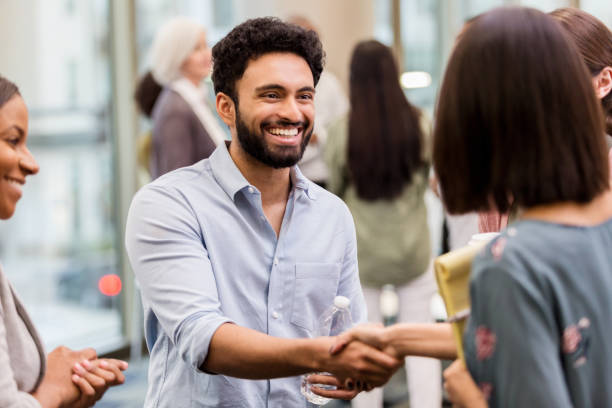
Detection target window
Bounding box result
[0,0,122,352]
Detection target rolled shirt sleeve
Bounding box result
[125,184,233,370]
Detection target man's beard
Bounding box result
[234,108,312,169]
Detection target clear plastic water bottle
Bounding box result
[300,295,352,405]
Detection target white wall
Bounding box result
[271,0,375,91]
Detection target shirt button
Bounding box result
[272,311,280,319]
[273,257,279,266]
[248,187,255,194]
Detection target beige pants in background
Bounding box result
[352,267,442,408]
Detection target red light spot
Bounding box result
[98,274,122,297]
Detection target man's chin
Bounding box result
[266,156,303,169]
[262,145,302,166]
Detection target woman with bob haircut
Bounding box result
[478,7,612,234]
[0,75,127,407]
[325,40,438,408]
[330,7,612,408]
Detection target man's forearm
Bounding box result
[201,323,330,379]
[386,323,457,360]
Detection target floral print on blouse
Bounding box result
[463,219,612,408]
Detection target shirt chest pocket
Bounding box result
[291,262,341,332]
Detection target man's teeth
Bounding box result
[268,128,298,137]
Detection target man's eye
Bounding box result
[263,93,279,99]
[6,137,19,146]
[298,94,314,100]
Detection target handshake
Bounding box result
[305,323,402,401]
[306,322,456,401]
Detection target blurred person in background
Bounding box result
[0,75,127,407]
[135,17,227,180]
[287,15,349,189]
[325,40,440,408]
[133,71,162,185]
[478,7,612,234]
[550,8,612,178]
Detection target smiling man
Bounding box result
[125,17,400,408]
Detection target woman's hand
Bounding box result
[33,347,97,408]
[443,359,487,408]
[69,358,128,407]
[329,323,398,358]
[32,346,128,408]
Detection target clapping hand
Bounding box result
[33,346,127,408]
[70,357,128,407]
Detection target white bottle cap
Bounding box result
[468,232,500,246]
[334,296,350,309]
[380,285,399,318]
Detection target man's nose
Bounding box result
[278,97,303,123]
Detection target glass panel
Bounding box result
[581,0,612,27]
[135,0,275,72]
[374,0,393,45]
[519,0,570,12]
[0,0,122,352]
[399,0,439,111]
[375,0,571,115]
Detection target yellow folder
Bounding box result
[434,243,485,362]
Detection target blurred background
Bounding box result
[0,0,610,406]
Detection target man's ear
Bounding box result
[594,66,612,100]
[216,92,236,127]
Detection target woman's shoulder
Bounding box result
[472,219,610,287]
[152,88,194,119]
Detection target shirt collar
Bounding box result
[291,165,317,200]
[209,141,316,201]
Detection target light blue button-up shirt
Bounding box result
[125,142,366,408]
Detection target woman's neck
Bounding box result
[520,189,612,226]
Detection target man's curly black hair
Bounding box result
[211,17,325,102]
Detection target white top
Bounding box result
[299,70,349,182]
[170,77,226,147]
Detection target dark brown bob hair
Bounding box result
[550,7,612,135]
[433,7,609,214]
[348,40,424,201]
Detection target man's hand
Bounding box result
[307,374,360,400]
[443,360,488,408]
[317,336,402,388]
